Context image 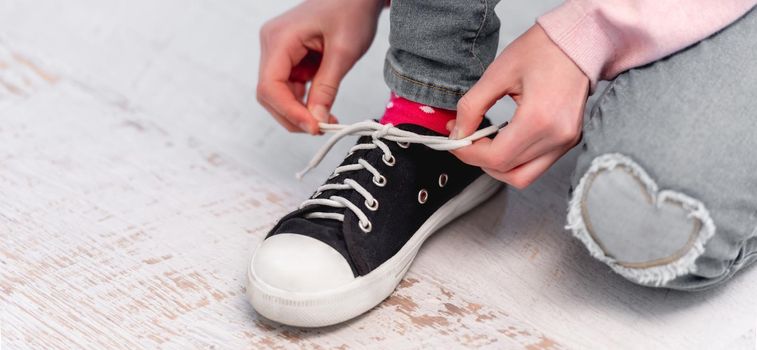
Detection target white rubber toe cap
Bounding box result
[252,233,355,293]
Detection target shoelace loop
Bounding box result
[297,120,505,233]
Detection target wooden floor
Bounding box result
[1,1,755,349]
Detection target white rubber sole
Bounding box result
[246,174,502,327]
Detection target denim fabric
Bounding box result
[571,7,757,290]
[384,0,501,109]
[386,0,756,290]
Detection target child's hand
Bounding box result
[257,0,384,134]
[449,24,589,189]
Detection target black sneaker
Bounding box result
[247,120,503,327]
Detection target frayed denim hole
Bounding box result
[566,153,716,287]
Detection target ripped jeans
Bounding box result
[385,1,757,290]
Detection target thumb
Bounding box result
[451,72,512,139]
[307,44,355,122]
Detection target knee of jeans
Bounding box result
[567,153,717,288]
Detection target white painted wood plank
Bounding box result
[0,67,559,349]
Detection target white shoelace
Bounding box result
[297,120,504,233]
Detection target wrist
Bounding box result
[536,2,613,92]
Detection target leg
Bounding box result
[568,8,757,290]
[384,0,501,109]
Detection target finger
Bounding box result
[289,81,307,102]
[259,38,306,91]
[492,135,561,173]
[258,43,320,134]
[495,98,583,171]
[306,42,356,122]
[259,102,302,132]
[258,81,318,134]
[451,106,541,169]
[497,129,579,172]
[483,148,565,189]
[450,137,495,168]
[451,62,516,139]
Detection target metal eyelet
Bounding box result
[311,191,322,199]
[418,189,428,204]
[373,175,387,187]
[365,199,379,211]
[438,173,448,187]
[328,172,339,179]
[359,220,372,233]
[382,155,395,166]
[397,141,410,149]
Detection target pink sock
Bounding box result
[379,93,456,135]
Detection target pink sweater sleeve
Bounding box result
[537,0,756,88]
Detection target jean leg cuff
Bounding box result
[383,60,465,110]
